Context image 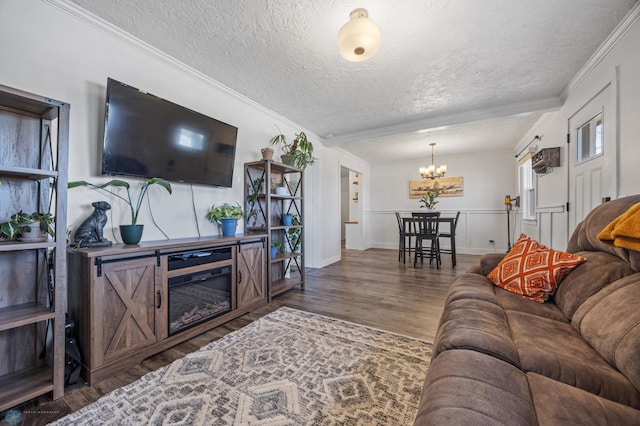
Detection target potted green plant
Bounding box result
[282,213,293,226]
[269,131,314,169]
[206,202,245,237]
[0,220,20,241]
[30,212,55,239]
[270,241,284,259]
[68,178,172,244]
[419,189,440,211]
[287,215,301,252]
[0,211,55,241]
[247,178,264,203]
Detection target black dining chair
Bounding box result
[439,211,461,268]
[395,212,415,263]
[411,212,441,268]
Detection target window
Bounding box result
[576,112,603,164]
[519,157,536,220]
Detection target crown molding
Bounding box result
[42,0,312,136]
[323,97,563,146]
[561,2,640,99]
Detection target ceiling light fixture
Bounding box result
[419,143,447,179]
[338,8,381,62]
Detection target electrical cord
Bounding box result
[191,184,201,237]
[147,192,170,239]
[107,193,120,243]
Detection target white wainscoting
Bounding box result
[516,205,568,249]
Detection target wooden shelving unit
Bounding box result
[0,84,69,411]
[244,160,304,299]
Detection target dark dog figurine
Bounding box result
[73,201,112,247]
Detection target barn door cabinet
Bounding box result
[67,254,164,376]
[67,235,266,385]
[0,84,69,411]
[236,241,267,310]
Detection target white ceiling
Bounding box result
[67,0,637,162]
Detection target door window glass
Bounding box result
[576,112,603,164]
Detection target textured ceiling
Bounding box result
[66,0,637,162]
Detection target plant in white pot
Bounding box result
[68,178,172,244]
[206,203,245,237]
[0,211,54,241]
[419,189,440,211]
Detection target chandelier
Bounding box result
[419,143,447,179]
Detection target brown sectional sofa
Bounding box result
[414,195,640,425]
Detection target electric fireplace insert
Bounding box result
[167,248,232,335]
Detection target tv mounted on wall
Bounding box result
[102,78,238,187]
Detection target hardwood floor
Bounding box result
[4,248,479,425]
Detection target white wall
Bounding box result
[513,6,640,249]
[0,0,363,269]
[369,150,516,253]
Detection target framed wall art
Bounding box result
[409,177,464,199]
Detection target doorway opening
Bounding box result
[340,166,363,249]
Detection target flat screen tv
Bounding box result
[101,78,238,187]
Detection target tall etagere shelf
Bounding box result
[0,84,69,411]
[244,160,304,299]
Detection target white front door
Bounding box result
[568,82,617,234]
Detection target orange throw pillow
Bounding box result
[487,234,586,303]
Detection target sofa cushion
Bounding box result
[444,273,500,305]
[496,290,568,323]
[553,251,635,320]
[433,298,520,366]
[487,234,586,303]
[527,373,640,426]
[479,253,507,275]
[567,194,640,271]
[573,272,640,393]
[414,349,537,426]
[507,311,640,408]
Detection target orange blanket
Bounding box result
[597,202,640,251]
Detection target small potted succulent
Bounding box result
[206,202,245,237]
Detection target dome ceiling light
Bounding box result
[338,8,381,62]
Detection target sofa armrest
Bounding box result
[467,253,506,275]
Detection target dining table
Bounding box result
[400,213,458,267]
[402,213,457,230]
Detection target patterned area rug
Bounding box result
[52,307,432,425]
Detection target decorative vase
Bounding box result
[275,186,289,196]
[282,214,293,226]
[220,218,238,237]
[261,147,274,160]
[270,246,278,259]
[120,224,144,245]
